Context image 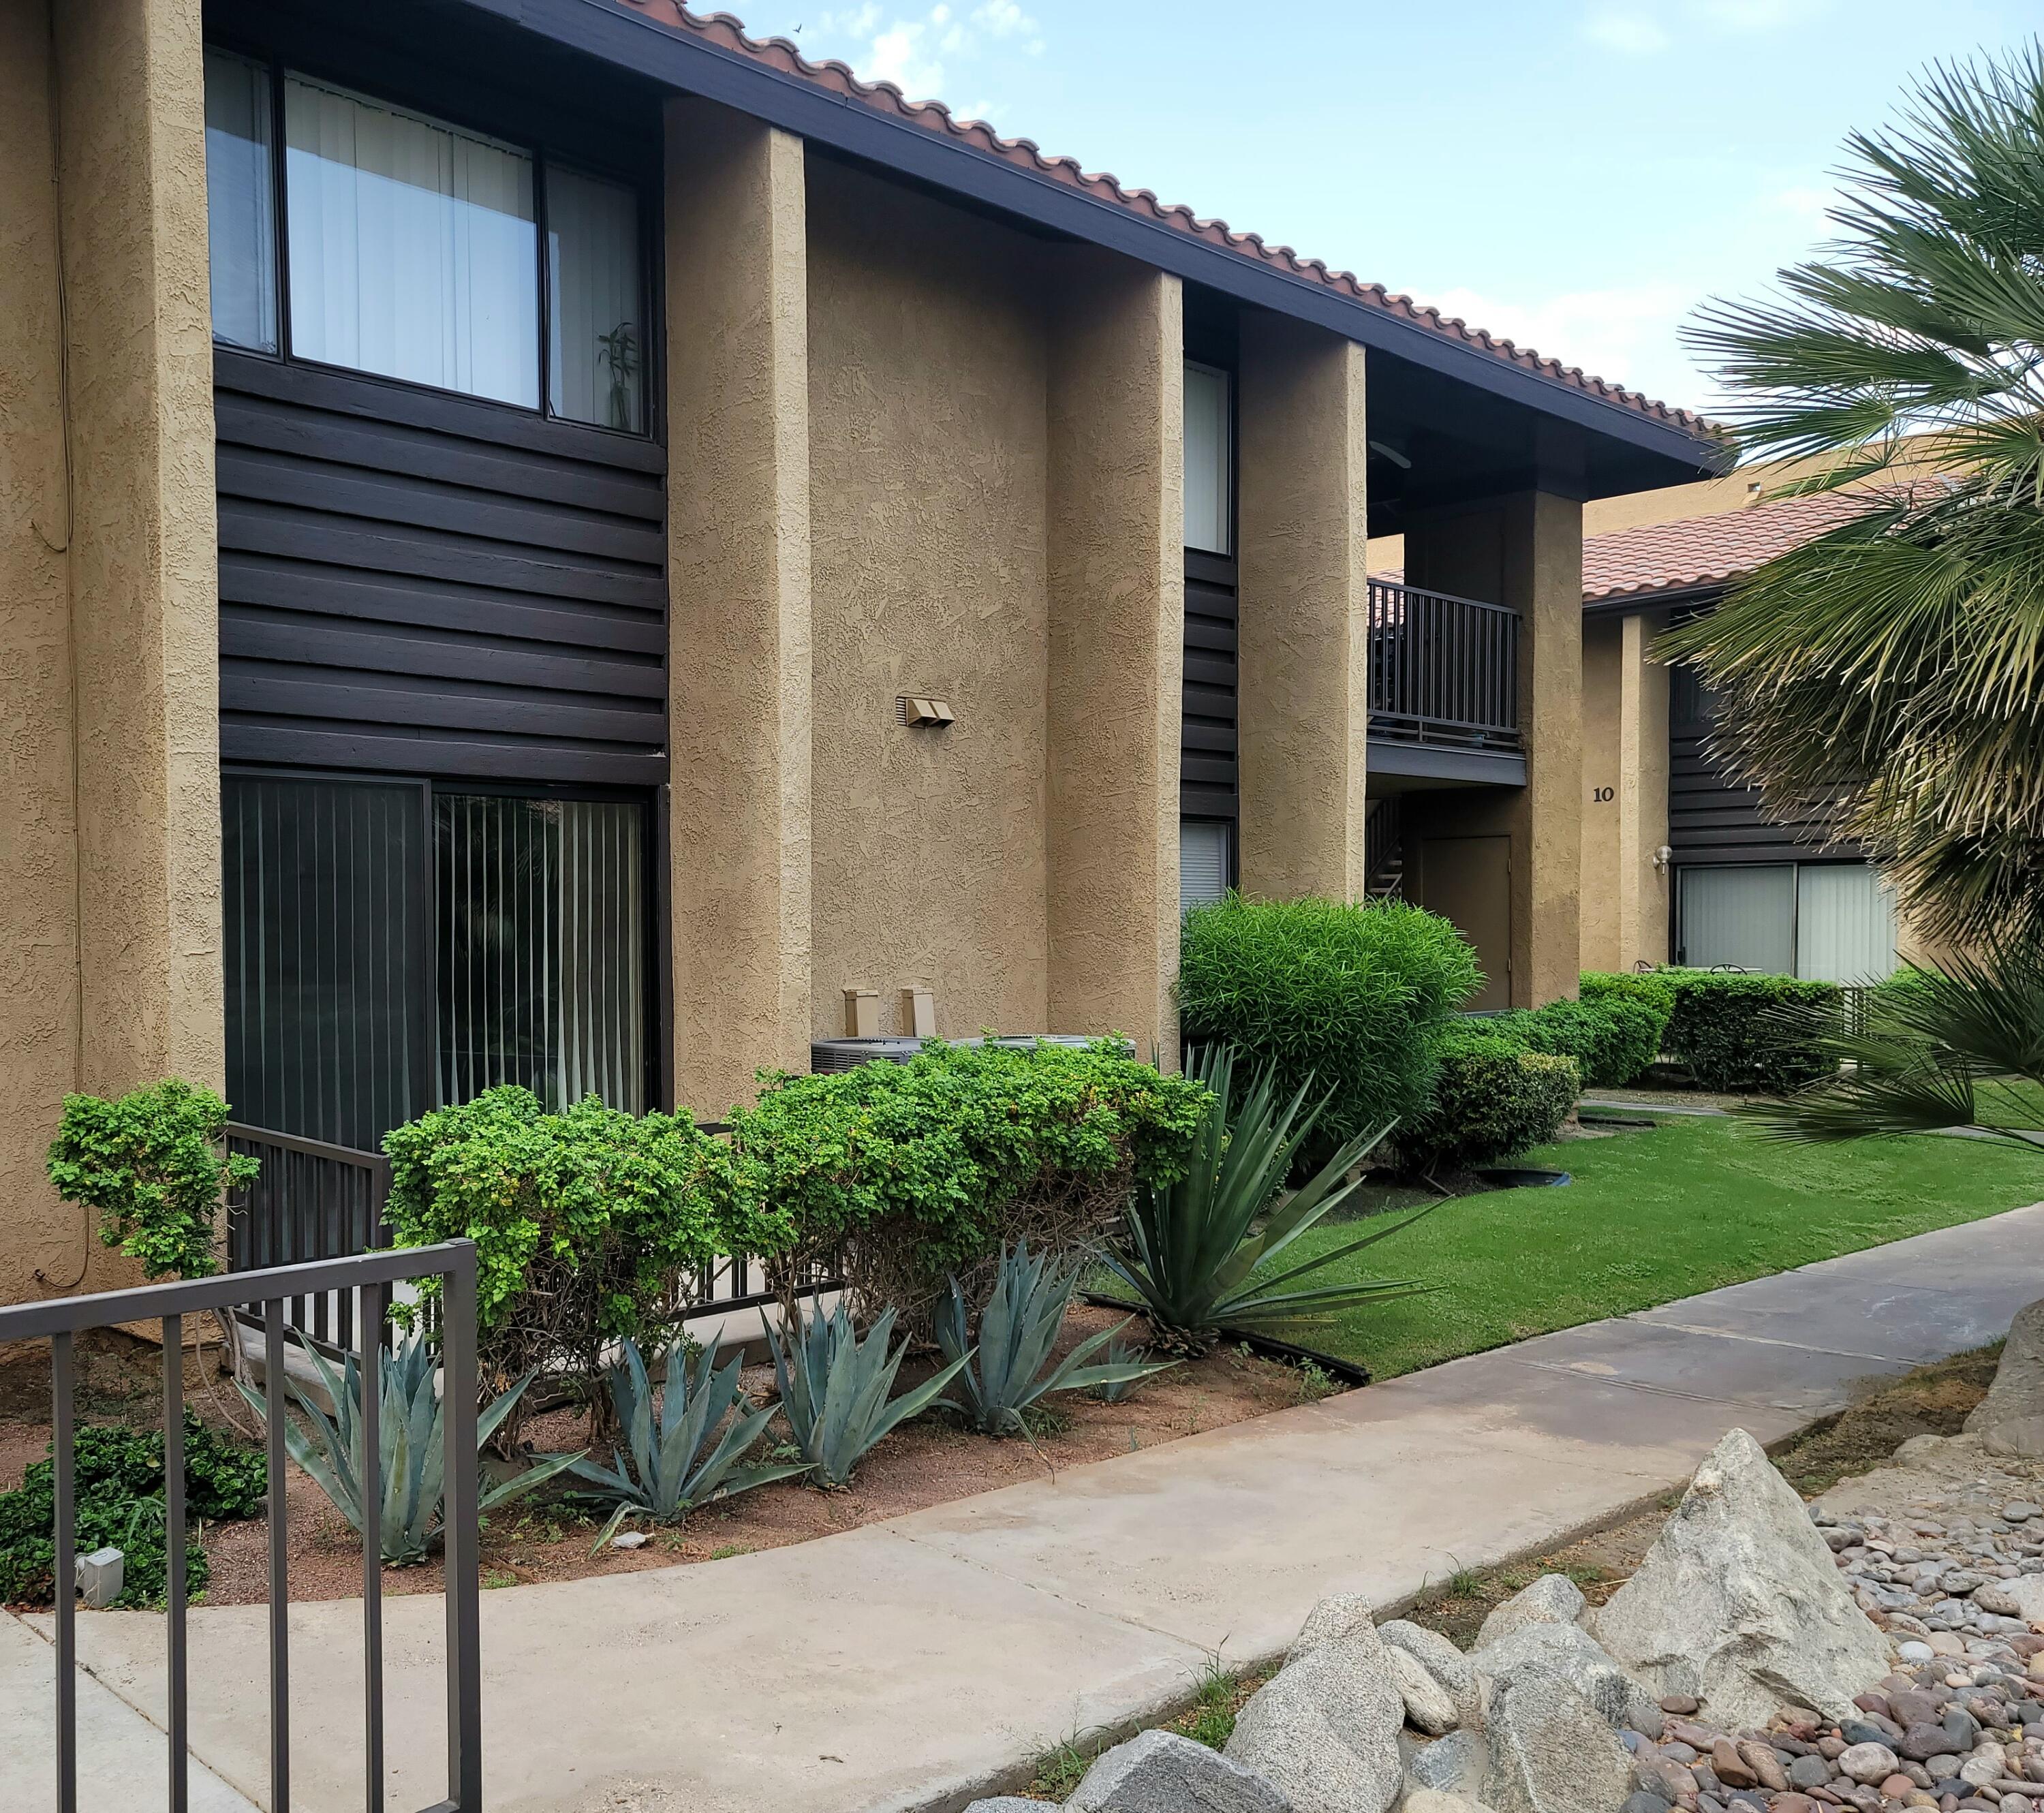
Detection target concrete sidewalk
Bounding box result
[16,1203,2044,1813]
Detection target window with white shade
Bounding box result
[1677,861,1898,982]
[1183,361,1232,555]
[202,52,648,432]
[1180,819,1233,914]
[204,48,279,354]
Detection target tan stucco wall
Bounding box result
[1044,248,1183,1055]
[1,0,223,1303]
[1235,315,1369,901]
[666,99,815,1117]
[1617,611,1671,970]
[804,159,1051,1044]
[1580,617,1622,970]
[1406,491,1583,1005]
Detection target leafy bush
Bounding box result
[1106,1045,1419,1352]
[1487,991,1670,1089]
[766,1300,968,1486]
[0,1412,265,1607]
[1399,1025,1580,1175]
[1176,897,1481,1160]
[382,1087,767,1437]
[46,1080,260,1281]
[1654,970,1844,1093]
[243,1335,578,1565]
[722,1040,1210,1325]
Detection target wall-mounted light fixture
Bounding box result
[897,695,955,728]
[1653,844,1674,876]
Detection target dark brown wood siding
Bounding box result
[1183,548,1238,818]
[215,351,667,787]
[1668,647,1838,865]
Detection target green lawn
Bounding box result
[1286,1115,2044,1380]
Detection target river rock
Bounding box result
[1977,1576,2044,1622]
[1590,1428,1890,1725]
[1476,1574,1588,1649]
[1483,1669,1637,1813]
[1471,1620,1662,1737]
[1226,1626,1403,1813]
[1387,1643,1460,1735]
[1067,1731,1292,1813]
[1969,1299,2044,1459]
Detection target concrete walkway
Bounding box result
[13,1203,2043,1813]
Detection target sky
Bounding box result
[726,0,2031,416]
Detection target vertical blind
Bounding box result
[223,774,429,1151]
[1795,863,1898,984]
[1679,865,1795,975]
[1183,362,1232,555]
[285,76,540,407]
[437,794,647,1113]
[546,164,643,432]
[204,48,279,354]
[1180,818,1233,914]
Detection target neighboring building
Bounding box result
[1575,489,1906,983]
[0,0,1723,1304]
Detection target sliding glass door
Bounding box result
[224,772,652,1156]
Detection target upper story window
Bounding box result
[203,48,647,434]
[1183,360,1233,556]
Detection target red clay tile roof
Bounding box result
[608,0,1716,439]
[1581,491,1877,604]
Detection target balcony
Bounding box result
[1366,579,1524,785]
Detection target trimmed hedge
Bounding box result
[1176,896,1481,1153]
[1399,1025,1580,1175]
[1488,991,1671,1089]
[1652,970,1842,1093]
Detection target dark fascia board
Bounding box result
[476,0,1728,480]
[1366,738,1528,788]
[1582,580,1728,617]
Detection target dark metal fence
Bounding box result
[1,1242,483,1813]
[227,1123,393,1349]
[1367,579,1521,749]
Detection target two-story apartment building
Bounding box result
[0,0,1725,1303]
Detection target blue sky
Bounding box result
[730,0,2029,414]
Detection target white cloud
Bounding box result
[792,0,1041,112]
[1693,0,1830,28]
[1767,183,1834,226]
[1583,9,1671,52]
[1414,281,1708,411]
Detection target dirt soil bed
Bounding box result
[3,1306,1329,1608]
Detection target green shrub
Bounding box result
[383,1087,764,1435]
[1491,990,1671,1089]
[1654,970,1843,1093]
[46,1080,261,1281]
[0,1411,265,1607]
[1176,897,1481,1154]
[1399,1026,1580,1175]
[722,1040,1209,1324]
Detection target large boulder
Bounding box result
[1066,1730,1292,1813]
[1404,1793,1501,1813]
[1406,1729,1487,1797]
[1588,1428,1889,1727]
[1387,1645,1459,1735]
[1483,1670,1636,1813]
[1470,1621,1660,1737]
[1474,1575,1587,1650]
[1381,1620,1483,1728]
[1226,1598,1404,1813]
[1968,1298,2044,1459]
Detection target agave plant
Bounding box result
[1104,1044,1427,1352]
[239,1334,578,1566]
[1090,1335,1178,1404]
[569,1338,809,1540]
[935,1241,1172,1437]
[763,1299,969,1487]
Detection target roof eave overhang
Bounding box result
[473,0,1731,479]
[1582,580,1730,617]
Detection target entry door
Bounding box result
[1415,835,1513,1010]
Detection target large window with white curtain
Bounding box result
[203,48,647,433]
[1180,820,1233,915]
[1676,861,1898,983]
[1183,361,1233,556]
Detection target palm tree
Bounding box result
[1661,44,2044,951]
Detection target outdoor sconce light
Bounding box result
[1653,844,1674,875]
[897,695,955,728]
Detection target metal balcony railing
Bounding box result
[1367,579,1521,750]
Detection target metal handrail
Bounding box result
[1366,578,1521,750]
[3,1241,483,1813]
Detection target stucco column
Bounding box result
[664,99,814,1115]
[1406,490,1583,1005]
[1044,250,1183,1056]
[1235,315,1369,901]
[1617,610,1671,971]
[55,0,223,1100]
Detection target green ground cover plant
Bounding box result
[1176,896,1478,1159]
[1278,1113,2044,1380]
[1397,1026,1580,1175]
